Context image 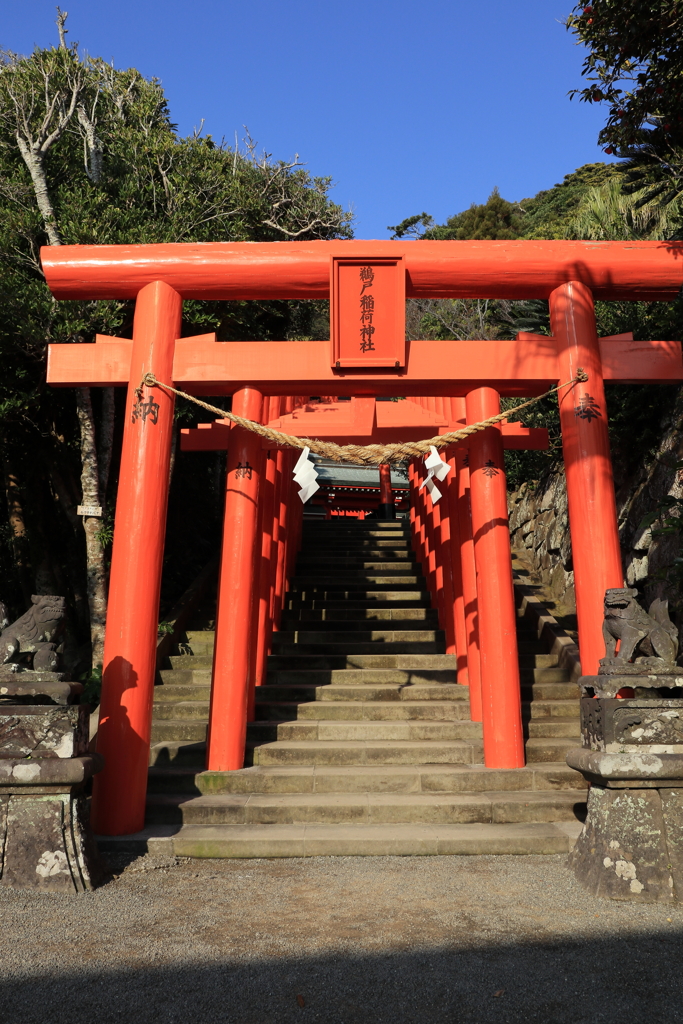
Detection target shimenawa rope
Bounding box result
[137,369,588,466]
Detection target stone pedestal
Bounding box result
[0,705,104,892]
[567,695,683,903]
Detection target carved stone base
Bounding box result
[569,782,683,903]
[0,777,104,892]
[0,704,105,892]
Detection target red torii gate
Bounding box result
[43,239,683,835]
[180,395,549,719]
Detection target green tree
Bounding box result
[567,1,683,206]
[0,12,351,670]
[425,188,524,241]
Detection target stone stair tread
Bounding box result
[192,762,587,794]
[273,629,442,641]
[294,700,470,720]
[275,720,483,739]
[272,644,446,655]
[268,654,457,667]
[252,739,483,766]
[155,821,583,858]
[278,618,439,630]
[144,789,585,825]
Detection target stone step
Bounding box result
[272,642,447,656]
[159,821,582,858]
[287,592,430,606]
[154,682,211,700]
[524,700,580,719]
[525,736,581,763]
[256,683,466,704]
[516,644,558,658]
[192,762,586,795]
[163,662,213,677]
[153,701,209,721]
[298,553,415,563]
[522,682,581,701]
[519,665,570,682]
[276,619,440,632]
[299,546,412,555]
[151,720,207,742]
[147,766,203,794]
[251,739,484,767]
[269,653,457,671]
[186,631,215,643]
[272,629,443,644]
[291,575,422,587]
[302,525,408,534]
[254,702,300,721]
[149,739,206,767]
[272,719,483,742]
[285,608,439,623]
[145,789,586,826]
[295,700,471,721]
[265,668,457,685]
[525,717,581,739]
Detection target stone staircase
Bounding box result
[143,519,586,857]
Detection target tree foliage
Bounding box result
[0,18,351,667]
[567,1,683,205]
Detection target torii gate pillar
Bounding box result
[467,387,524,768]
[91,281,182,836]
[550,281,623,674]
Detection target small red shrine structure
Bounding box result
[43,239,683,835]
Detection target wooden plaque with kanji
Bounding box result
[330,256,405,369]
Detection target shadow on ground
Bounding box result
[2,931,682,1024]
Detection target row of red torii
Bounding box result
[44,239,683,836]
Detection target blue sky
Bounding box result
[5,1,611,238]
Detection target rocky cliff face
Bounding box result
[508,391,683,620]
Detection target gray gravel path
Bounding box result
[1,852,682,1024]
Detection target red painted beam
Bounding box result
[47,334,683,396]
[42,239,683,301]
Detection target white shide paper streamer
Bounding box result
[293,446,320,503]
[418,445,451,504]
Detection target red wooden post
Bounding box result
[435,484,457,654]
[207,386,264,771]
[445,453,468,680]
[91,280,182,835]
[408,461,418,547]
[456,447,482,717]
[268,449,283,630]
[414,461,430,591]
[466,387,524,768]
[253,447,279,690]
[286,455,302,588]
[274,452,291,630]
[378,462,395,519]
[427,491,447,633]
[447,398,470,686]
[247,402,271,719]
[550,281,623,674]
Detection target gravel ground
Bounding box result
[1,852,683,1024]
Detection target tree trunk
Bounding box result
[15,138,62,246]
[76,388,107,666]
[2,457,33,604]
[98,387,115,498]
